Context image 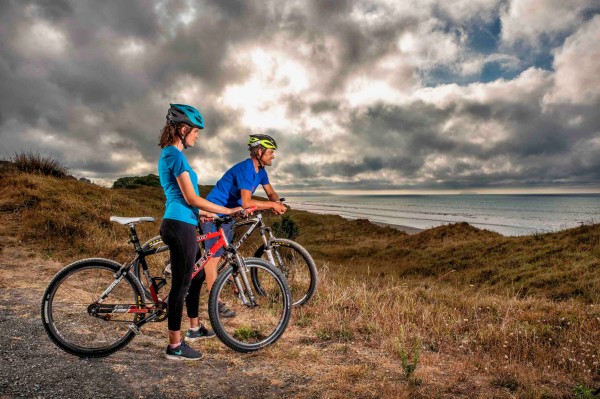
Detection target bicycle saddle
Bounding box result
[110,216,155,225]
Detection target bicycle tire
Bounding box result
[134,236,171,300]
[253,239,318,306]
[41,258,145,358]
[208,257,291,353]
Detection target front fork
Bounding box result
[232,254,257,306]
[260,228,278,266]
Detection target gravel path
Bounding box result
[0,290,147,399]
[0,243,312,399]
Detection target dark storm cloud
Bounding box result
[310,100,340,113]
[27,0,74,21]
[206,0,248,19]
[69,159,132,175]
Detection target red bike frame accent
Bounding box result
[191,229,228,278]
[128,207,257,314]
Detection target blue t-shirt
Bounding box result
[206,158,269,209]
[158,146,200,225]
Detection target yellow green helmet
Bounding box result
[248,134,277,150]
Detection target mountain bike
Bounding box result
[134,201,318,307]
[41,210,292,357]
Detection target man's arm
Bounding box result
[262,184,280,202]
[240,189,286,214]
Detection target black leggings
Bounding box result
[160,218,205,331]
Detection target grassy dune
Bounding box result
[1,168,599,397]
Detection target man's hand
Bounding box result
[272,201,287,215]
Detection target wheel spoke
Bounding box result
[43,263,140,355]
[209,259,290,352]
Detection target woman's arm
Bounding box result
[176,172,241,214]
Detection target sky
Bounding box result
[1,0,599,194]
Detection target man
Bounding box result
[201,134,287,317]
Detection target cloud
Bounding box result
[269,65,598,191]
[436,0,503,24]
[500,0,597,46]
[544,15,600,105]
[0,0,598,192]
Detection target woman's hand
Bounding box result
[226,207,243,215]
[200,211,218,223]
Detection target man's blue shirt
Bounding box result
[206,158,269,209]
[158,146,200,225]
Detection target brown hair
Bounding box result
[158,123,190,148]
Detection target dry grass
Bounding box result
[1,169,599,397]
[300,265,599,395]
[4,151,69,178]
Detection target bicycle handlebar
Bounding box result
[201,197,287,225]
[202,207,258,225]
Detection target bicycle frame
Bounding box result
[217,213,278,270]
[95,215,261,331]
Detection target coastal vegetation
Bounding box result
[0,159,598,397]
[112,174,161,189]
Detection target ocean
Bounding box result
[284,194,600,236]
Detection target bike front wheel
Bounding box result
[41,258,145,358]
[253,239,318,306]
[208,257,291,353]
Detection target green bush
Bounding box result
[573,384,597,399]
[272,215,299,239]
[395,334,420,380]
[113,174,160,189]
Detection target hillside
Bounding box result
[1,169,599,398]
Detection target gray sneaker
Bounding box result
[185,325,216,342]
[218,301,236,318]
[165,341,202,361]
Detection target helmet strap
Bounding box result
[252,147,265,169]
[176,124,190,149]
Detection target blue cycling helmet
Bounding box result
[166,103,204,129]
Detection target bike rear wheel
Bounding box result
[253,239,318,306]
[41,259,145,358]
[208,257,291,353]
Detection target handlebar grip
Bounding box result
[240,206,257,217]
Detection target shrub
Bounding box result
[113,174,161,189]
[272,215,299,240]
[573,384,597,399]
[395,332,420,380]
[7,151,68,177]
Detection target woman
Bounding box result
[158,103,241,361]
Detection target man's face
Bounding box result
[259,148,275,166]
